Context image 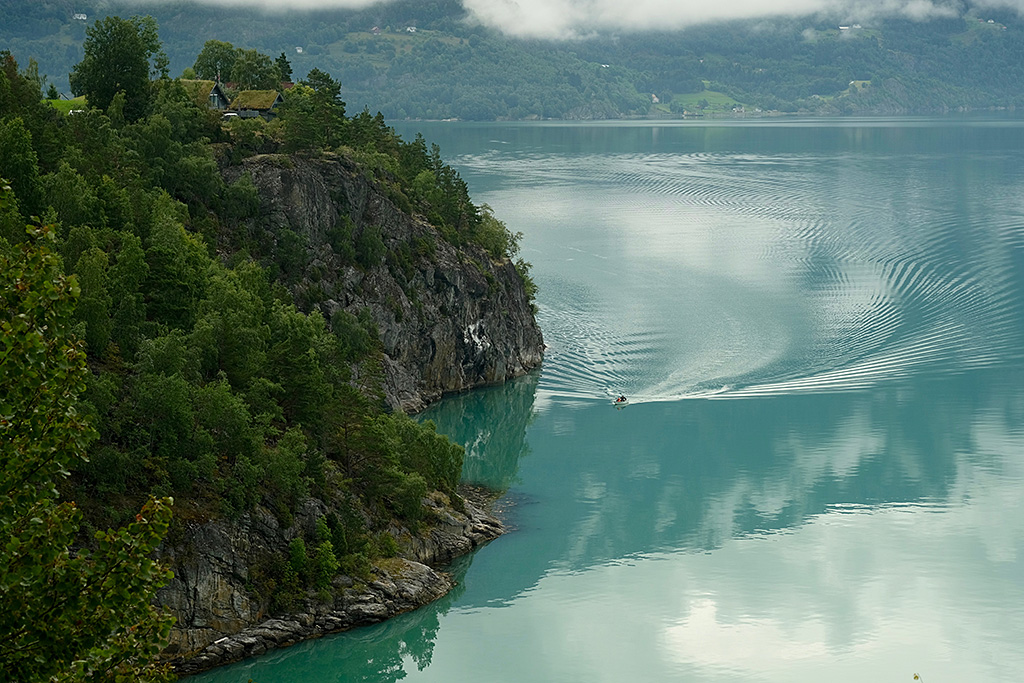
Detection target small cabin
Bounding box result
[228,90,285,120]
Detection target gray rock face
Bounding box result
[157,500,324,657]
[160,497,502,675]
[224,153,544,412]
[170,558,454,676]
[157,519,264,656]
[396,493,505,566]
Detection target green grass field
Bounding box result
[47,96,86,114]
[653,86,742,115]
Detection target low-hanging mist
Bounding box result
[128,0,1024,38]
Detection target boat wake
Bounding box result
[517,150,1024,408]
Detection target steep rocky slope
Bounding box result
[157,151,541,672]
[224,152,544,412]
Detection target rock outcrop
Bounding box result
[160,495,502,675]
[171,560,452,676]
[224,153,544,412]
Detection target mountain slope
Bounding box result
[4,0,1024,116]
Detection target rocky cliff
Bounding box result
[157,151,540,673]
[223,152,544,412]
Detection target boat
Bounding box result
[613,396,629,407]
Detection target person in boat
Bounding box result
[617,395,627,403]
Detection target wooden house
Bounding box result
[228,90,285,120]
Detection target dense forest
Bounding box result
[0,12,535,678]
[3,0,1024,117]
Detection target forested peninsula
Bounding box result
[5,0,1024,118]
[0,15,541,681]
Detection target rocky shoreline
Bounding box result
[168,492,503,677]
[171,559,451,676]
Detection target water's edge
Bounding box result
[172,492,502,677]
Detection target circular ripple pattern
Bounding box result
[457,140,1024,406]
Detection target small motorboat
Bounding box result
[613,396,629,407]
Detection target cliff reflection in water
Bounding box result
[421,371,540,493]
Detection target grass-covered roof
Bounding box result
[230,90,283,111]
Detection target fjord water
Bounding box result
[196,119,1024,682]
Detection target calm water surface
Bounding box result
[195,119,1024,682]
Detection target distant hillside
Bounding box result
[4,0,1024,116]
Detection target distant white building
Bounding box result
[406,26,417,33]
[295,46,303,54]
[73,13,87,21]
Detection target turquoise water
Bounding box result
[195,119,1024,682]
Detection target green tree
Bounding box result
[278,84,320,152]
[141,193,209,329]
[303,68,345,146]
[72,245,113,355]
[288,537,308,583]
[0,117,43,217]
[266,301,331,429]
[0,183,175,682]
[276,52,293,82]
[473,203,522,260]
[69,15,166,122]
[311,518,339,588]
[231,49,279,90]
[192,39,238,82]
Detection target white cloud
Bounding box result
[460,0,976,38]
[462,0,818,39]
[130,0,1020,37]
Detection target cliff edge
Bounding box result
[224,152,544,412]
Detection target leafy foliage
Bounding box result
[69,15,168,122]
[231,48,279,90]
[192,39,237,82]
[0,189,174,682]
[193,40,287,91]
